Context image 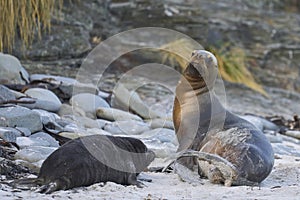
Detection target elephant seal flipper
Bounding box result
[173,50,274,186]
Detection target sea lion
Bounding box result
[173,50,274,186]
[13,135,155,194]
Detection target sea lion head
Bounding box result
[184,50,218,90]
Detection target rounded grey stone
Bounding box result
[22,88,62,112]
[0,106,43,133]
[70,93,110,118]
[14,146,57,163]
[0,53,29,84]
[104,120,150,135]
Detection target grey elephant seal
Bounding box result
[173,50,274,186]
[13,135,155,193]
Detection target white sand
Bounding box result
[1,152,299,200]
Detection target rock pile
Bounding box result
[0,53,177,175]
[0,53,299,181]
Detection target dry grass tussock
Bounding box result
[0,0,63,52]
[159,39,267,96]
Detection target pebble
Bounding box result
[16,132,59,149]
[96,107,142,121]
[72,82,99,97]
[70,93,110,118]
[16,137,50,149]
[14,146,57,163]
[285,130,300,140]
[59,128,111,139]
[63,115,103,129]
[58,103,86,117]
[20,88,62,112]
[30,74,77,84]
[103,120,150,135]
[0,127,18,142]
[112,83,163,119]
[98,90,110,99]
[240,115,279,131]
[0,127,31,139]
[63,123,81,132]
[33,109,61,125]
[0,53,29,84]
[0,85,16,103]
[86,128,112,136]
[29,132,59,147]
[264,131,283,143]
[146,118,174,130]
[16,127,32,137]
[0,106,43,133]
[30,74,99,98]
[143,140,177,158]
[96,119,111,129]
[139,128,178,145]
[58,132,81,139]
[272,143,300,157]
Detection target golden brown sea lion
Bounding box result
[173,50,274,186]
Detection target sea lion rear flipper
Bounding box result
[36,182,59,194]
[10,177,43,190]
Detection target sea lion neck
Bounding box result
[183,50,218,91]
[178,74,209,96]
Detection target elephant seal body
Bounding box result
[14,135,155,193]
[173,50,274,186]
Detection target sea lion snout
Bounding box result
[184,50,218,89]
[190,50,218,68]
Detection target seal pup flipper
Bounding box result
[10,177,43,190]
[177,150,258,186]
[36,182,58,194]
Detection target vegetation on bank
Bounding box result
[159,39,267,96]
[0,0,268,95]
[0,0,62,52]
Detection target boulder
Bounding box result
[0,53,29,84]
[0,106,43,133]
[70,93,110,118]
[21,88,62,112]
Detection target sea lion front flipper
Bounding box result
[173,162,203,184]
[176,150,239,186]
[37,182,58,194]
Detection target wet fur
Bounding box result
[13,135,155,193]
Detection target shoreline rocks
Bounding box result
[0,106,43,133]
[22,88,62,112]
[0,52,299,186]
[0,53,29,84]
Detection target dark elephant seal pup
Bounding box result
[173,50,274,186]
[13,135,155,194]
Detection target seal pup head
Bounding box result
[184,50,218,90]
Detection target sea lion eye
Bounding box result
[191,50,197,57]
[207,55,213,63]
